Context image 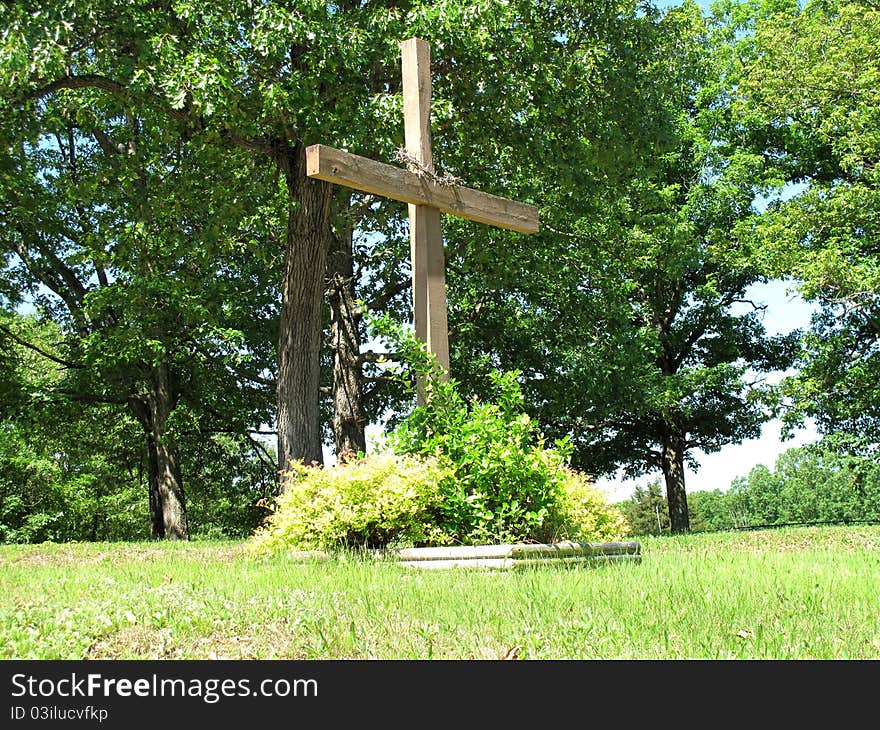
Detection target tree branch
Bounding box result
[246,433,276,470]
[366,278,410,313]
[357,350,400,364]
[53,388,130,405]
[28,74,190,123]
[27,74,274,155]
[0,323,83,369]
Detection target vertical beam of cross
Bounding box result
[306,39,539,407]
[401,38,450,378]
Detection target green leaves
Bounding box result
[730,0,880,444]
[371,315,625,544]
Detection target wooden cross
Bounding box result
[306,37,539,392]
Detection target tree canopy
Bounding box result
[730,0,880,451]
[1,0,877,540]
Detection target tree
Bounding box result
[322,1,694,460]
[730,445,880,526]
[619,480,670,535]
[0,67,277,537]
[686,489,735,532]
[730,0,880,449]
[0,311,277,542]
[444,2,798,533]
[4,1,594,476]
[575,155,795,533]
[0,312,145,541]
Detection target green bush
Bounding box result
[390,370,564,544]
[372,314,630,546]
[250,316,631,553]
[248,452,453,552]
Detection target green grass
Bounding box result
[2,526,878,659]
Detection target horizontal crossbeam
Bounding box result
[306,144,539,234]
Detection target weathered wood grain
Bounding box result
[400,38,450,377]
[305,144,540,234]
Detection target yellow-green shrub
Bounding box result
[248,452,453,553]
[548,468,631,542]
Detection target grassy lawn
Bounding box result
[1,525,878,660]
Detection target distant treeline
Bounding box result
[618,444,880,536]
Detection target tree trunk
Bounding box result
[128,364,188,540]
[147,434,188,539]
[276,143,333,478]
[327,195,366,458]
[660,423,690,533]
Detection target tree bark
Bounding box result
[147,434,187,539]
[327,195,367,458]
[128,364,188,540]
[660,421,690,533]
[276,143,333,478]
